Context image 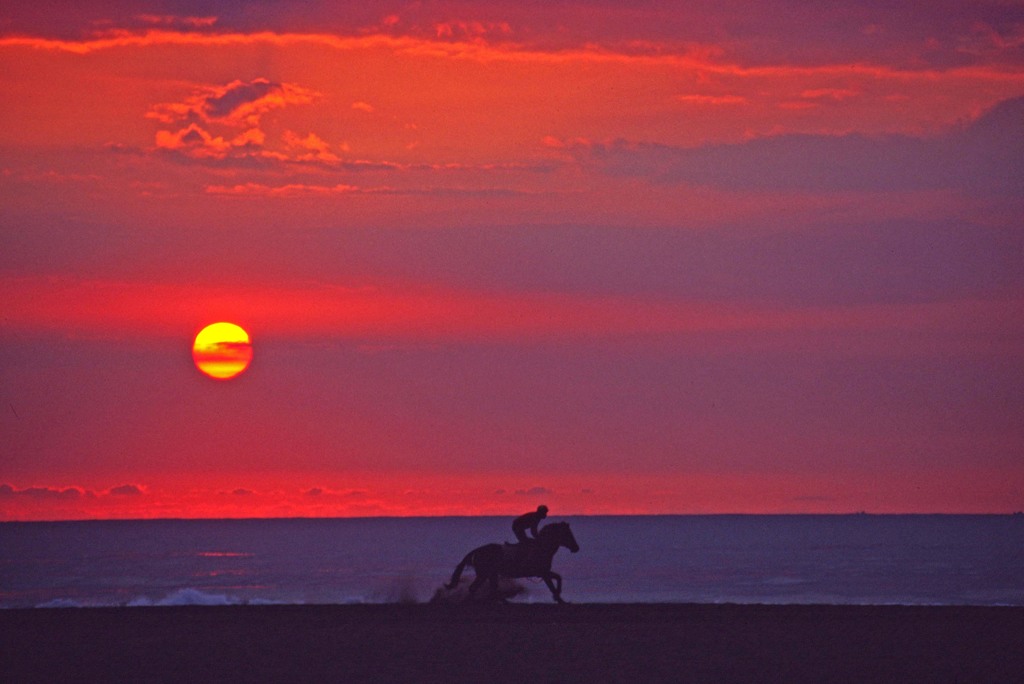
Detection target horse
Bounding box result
[444,521,580,603]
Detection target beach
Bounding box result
[3,603,1022,683]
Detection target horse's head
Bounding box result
[541,521,580,553]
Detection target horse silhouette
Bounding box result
[445,521,580,603]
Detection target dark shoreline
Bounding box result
[2,603,1022,683]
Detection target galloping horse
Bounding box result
[445,521,580,603]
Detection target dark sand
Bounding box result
[2,604,1022,683]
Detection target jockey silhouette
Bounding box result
[512,505,549,544]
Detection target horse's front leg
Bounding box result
[543,571,566,604]
[490,572,505,602]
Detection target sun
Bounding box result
[192,322,253,380]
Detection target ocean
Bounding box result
[1,515,1022,608]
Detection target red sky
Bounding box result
[2,0,1022,519]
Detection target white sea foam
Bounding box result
[128,588,242,607]
[247,597,293,606]
[36,598,84,608]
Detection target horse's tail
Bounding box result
[445,550,474,590]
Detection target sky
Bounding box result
[1,0,1022,519]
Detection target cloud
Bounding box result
[676,94,748,106]
[956,21,1024,59]
[146,79,321,163]
[203,181,541,198]
[515,486,552,496]
[154,123,235,157]
[150,121,282,164]
[570,95,1024,194]
[148,78,318,128]
[136,15,217,29]
[282,131,340,162]
[301,487,369,499]
[146,133,555,171]
[799,88,860,101]
[205,182,364,197]
[0,484,83,499]
[108,484,144,496]
[192,341,253,366]
[231,488,254,496]
[205,80,283,121]
[3,12,1022,84]
[143,78,557,170]
[434,20,513,41]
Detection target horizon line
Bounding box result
[3,511,1022,524]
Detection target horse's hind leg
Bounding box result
[543,572,566,604]
[489,572,503,601]
[467,573,487,600]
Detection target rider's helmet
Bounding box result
[537,505,549,516]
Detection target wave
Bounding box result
[128,588,243,607]
[30,588,248,608]
[36,598,85,609]
[26,587,428,609]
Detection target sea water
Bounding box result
[1,515,1022,608]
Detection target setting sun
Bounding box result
[192,322,253,380]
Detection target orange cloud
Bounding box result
[154,123,231,155]
[3,28,1021,81]
[202,179,549,197]
[3,27,1022,159]
[144,79,328,163]
[800,88,861,101]
[204,182,365,197]
[282,130,339,162]
[147,78,319,128]
[676,94,749,105]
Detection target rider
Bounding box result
[512,505,548,544]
